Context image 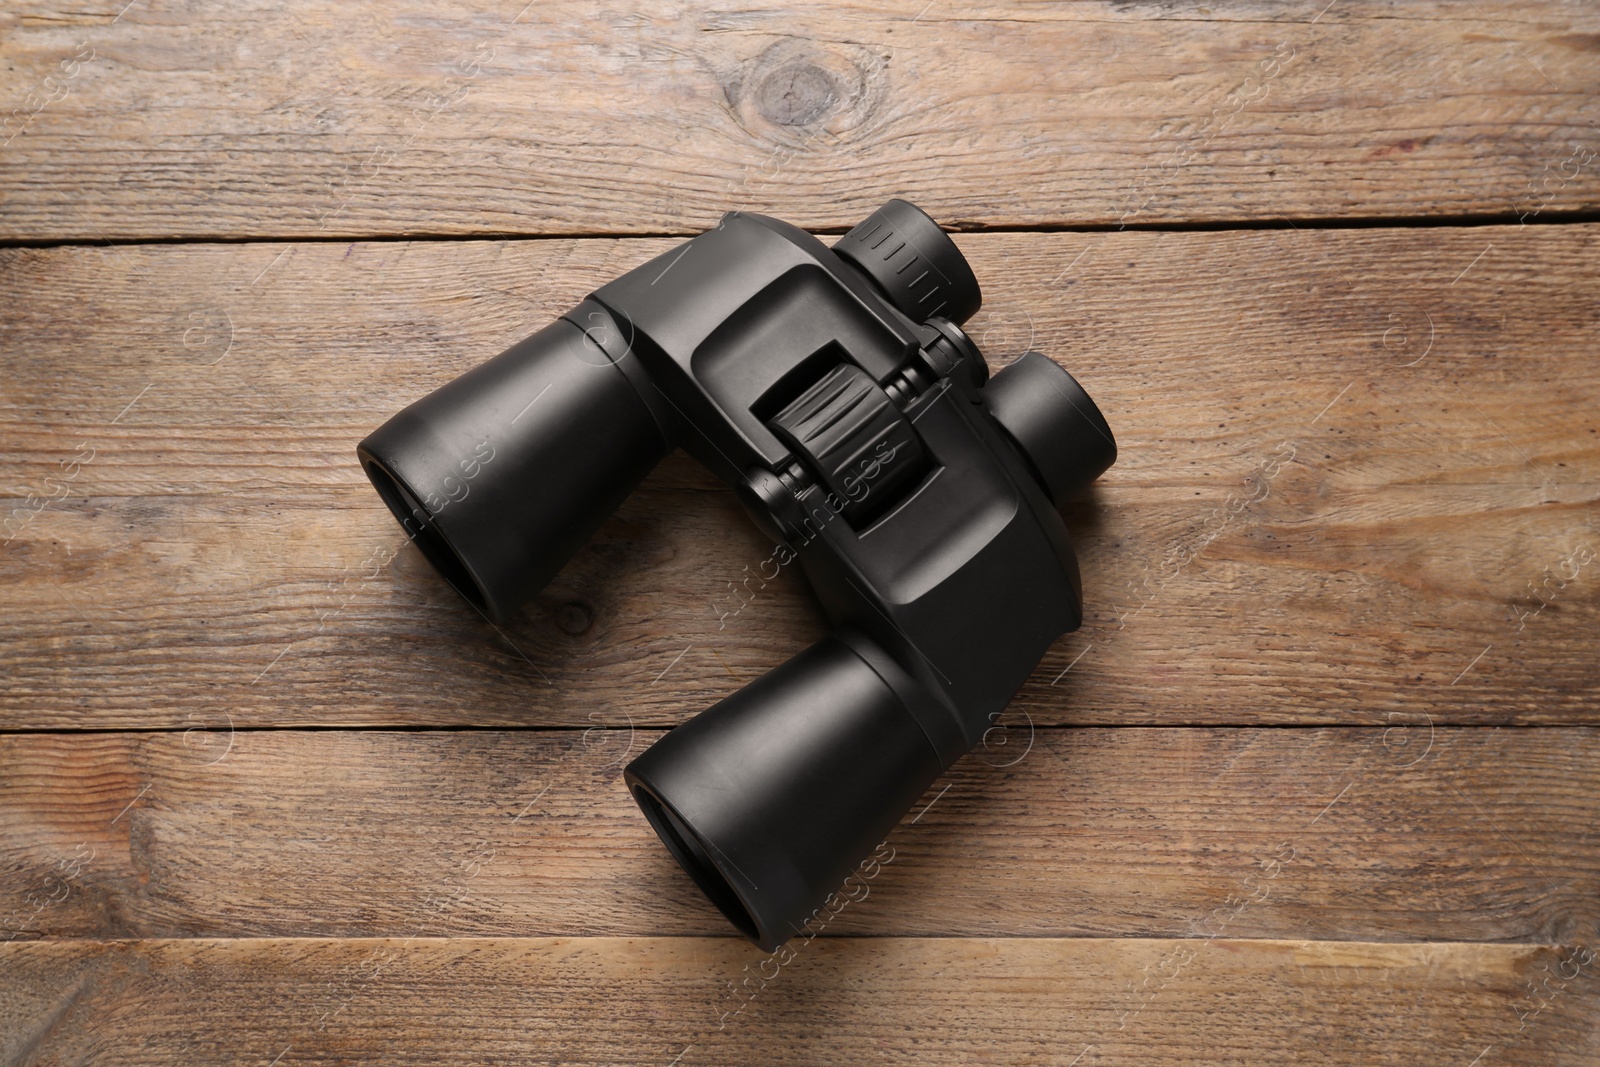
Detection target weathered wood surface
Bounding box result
[1,726,1595,943]
[2,1,1599,240]
[4,936,1596,1066]
[3,227,1596,729]
[4,4,1600,1061]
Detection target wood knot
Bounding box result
[726,40,888,139]
[554,600,593,636]
[754,62,838,127]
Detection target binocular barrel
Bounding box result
[358,314,675,621]
[357,200,1116,950]
[625,630,943,948]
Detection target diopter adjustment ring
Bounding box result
[833,199,982,325]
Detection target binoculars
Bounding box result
[358,200,1116,949]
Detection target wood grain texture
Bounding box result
[4,4,1597,1064]
[4,936,1596,1066]
[2,227,1596,730]
[2,1,1599,239]
[1,726,1595,943]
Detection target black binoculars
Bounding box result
[358,200,1116,949]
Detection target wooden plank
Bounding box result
[1,1,1598,239]
[2,227,1596,729]
[4,936,1596,1065]
[2,727,1594,942]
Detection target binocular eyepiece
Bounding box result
[359,200,1116,949]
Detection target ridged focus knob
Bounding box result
[768,363,927,527]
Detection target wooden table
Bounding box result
[3,2,1598,1063]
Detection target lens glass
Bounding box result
[362,457,490,613]
[631,785,761,942]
